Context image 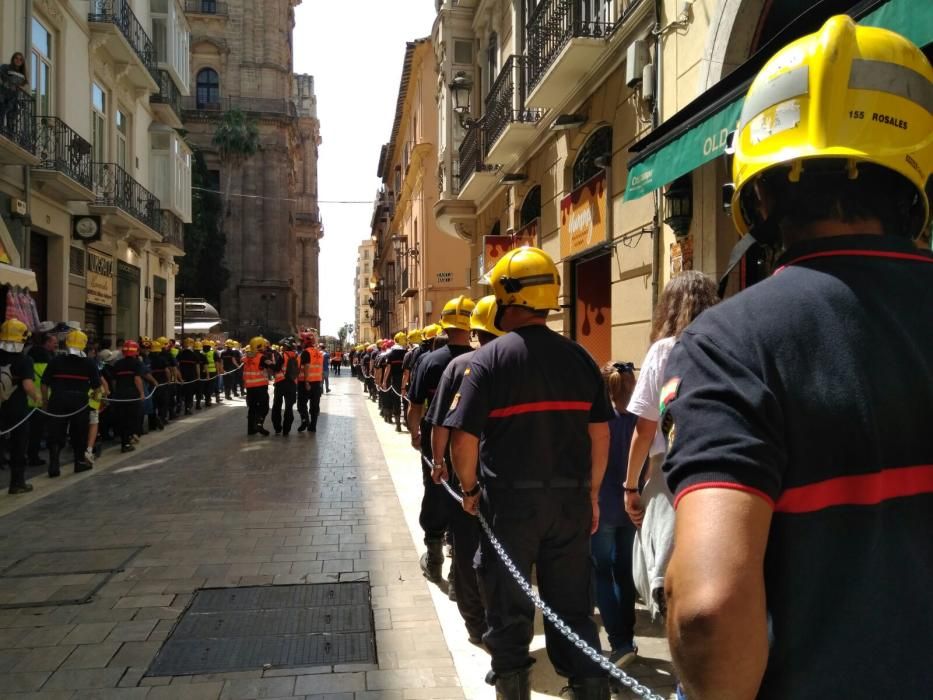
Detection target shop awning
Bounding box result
[623,0,931,201]
[0,263,37,292]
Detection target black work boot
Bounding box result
[567,676,611,700]
[487,666,532,700]
[48,445,61,478]
[420,538,444,583]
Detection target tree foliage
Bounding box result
[212,109,260,216]
[177,149,228,309]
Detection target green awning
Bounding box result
[860,0,933,49]
[623,99,743,201]
[623,0,932,202]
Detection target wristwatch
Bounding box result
[462,482,481,498]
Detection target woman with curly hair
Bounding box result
[623,271,718,618]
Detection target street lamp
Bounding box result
[449,71,477,129]
[391,235,420,263]
[663,175,694,240]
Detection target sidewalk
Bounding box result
[361,381,678,699]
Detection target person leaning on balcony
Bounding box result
[0,52,28,130]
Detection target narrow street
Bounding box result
[0,376,675,699]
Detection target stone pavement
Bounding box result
[0,376,677,700]
[0,377,461,700]
[361,385,678,700]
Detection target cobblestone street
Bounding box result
[0,377,674,699]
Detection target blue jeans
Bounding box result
[590,520,637,651]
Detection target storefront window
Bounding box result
[572,125,612,189]
[116,261,141,342]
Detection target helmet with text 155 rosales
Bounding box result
[732,15,933,238]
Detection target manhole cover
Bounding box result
[0,547,143,609]
[147,583,377,677]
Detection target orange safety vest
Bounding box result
[301,348,324,383]
[243,354,268,389]
[274,351,298,384]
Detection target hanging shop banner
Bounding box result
[560,171,608,259]
[86,250,114,307]
[512,218,540,249]
[483,235,513,274]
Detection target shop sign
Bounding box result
[482,220,541,275]
[560,172,608,259]
[86,250,114,307]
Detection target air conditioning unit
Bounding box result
[626,40,649,87]
[11,199,27,216]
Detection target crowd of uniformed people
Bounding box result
[0,324,342,496]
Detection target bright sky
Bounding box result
[293,0,438,339]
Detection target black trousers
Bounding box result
[224,368,238,398]
[199,376,214,405]
[246,386,269,433]
[2,410,28,490]
[271,381,296,434]
[48,394,90,463]
[181,380,197,410]
[450,501,486,637]
[418,427,451,541]
[297,382,322,429]
[153,383,171,421]
[113,400,141,447]
[26,410,46,462]
[478,488,603,679]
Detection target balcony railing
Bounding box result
[527,0,613,92]
[160,210,185,252]
[295,194,320,224]
[150,70,182,120]
[93,162,162,232]
[34,117,93,191]
[0,92,35,154]
[88,0,158,77]
[185,0,228,15]
[181,96,297,117]
[484,55,543,149]
[457,119,493,189]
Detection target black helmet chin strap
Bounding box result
[717,213,781,299]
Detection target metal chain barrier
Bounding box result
[359,356,667,699]
[0,364,247,436]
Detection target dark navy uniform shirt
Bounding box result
[43,354,100,408]
[444,325,612,485]
[176,349,199,381]
[0,350,34,419]
[410,344,473,460]
[385,345,406,389]
[425,350,475,428]
[110,357,144,398]
[662,234,933,699]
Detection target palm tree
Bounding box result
[338,322,353,349]
[211,109,260,217]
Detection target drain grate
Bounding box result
[147,582,377,677]
[0,546,143,609]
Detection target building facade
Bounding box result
[430,0,930,369]
[0,0,191,344]
[354,240,375,344]
[369,38,471,341]
[182,0,319,338]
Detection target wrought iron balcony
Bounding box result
[185,0,228,15]
[457,119,492,190]
[181,96,298,117]
[88,0,158,80]
[484,55,543,161]
[0,92,36,162]
[92,162,162,233]
[526,0,613,97]
[157,210,185,254]
[33,117,94,196]
[150,70,182,127]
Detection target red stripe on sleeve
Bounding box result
[488,401,593,418]
[774,465,933,514]
[674,482,776,510]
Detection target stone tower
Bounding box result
[183,0,319,337]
